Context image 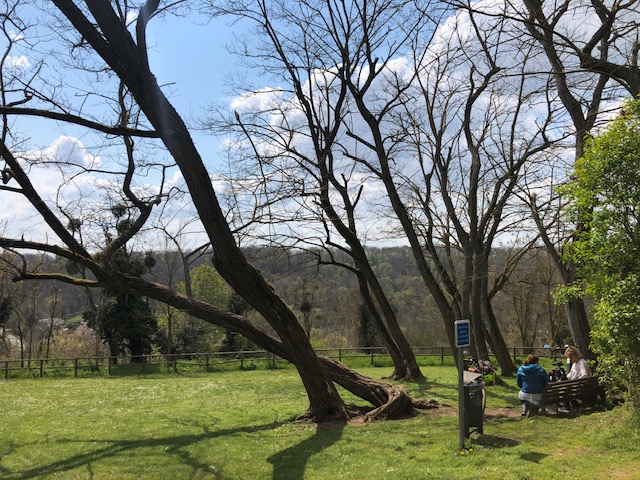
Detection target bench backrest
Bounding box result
[543,376,603,403]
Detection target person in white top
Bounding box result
[564,346,592,380]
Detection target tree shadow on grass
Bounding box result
[488,393,521,409]
[402,377,434,395]
[519,451,549,463]
[3,420,290,480]
[474,434,520,449]
[410,380,457,403]
[268,423,345,480]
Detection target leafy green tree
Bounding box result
[220,292,254,352]
[190,263,229,307]
[172,263,230,354]
[561,98,640,414]
[100,294,160,361]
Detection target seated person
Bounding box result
[564,346,592,380]
[516,354,549,416]
[556,346,593,413]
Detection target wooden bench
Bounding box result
[540,376,606,415]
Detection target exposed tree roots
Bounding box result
[319,357,440,422]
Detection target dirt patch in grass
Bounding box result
[484,407,523,421]
[323,404,524,426]
[347,405,523,425]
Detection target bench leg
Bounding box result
[521,401,539,417]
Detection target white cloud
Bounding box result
[6,55,29,69]
[0,136,105,242]
[230,88,286,113]
[41,136,101,169]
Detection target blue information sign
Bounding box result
[455,320,470,347]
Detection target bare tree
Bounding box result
[0,0,438,421]
[40,282,61,359]
[520,0,640,96]
[156,219,211,355]
[509,0,629,357]
[208,0,430,380]
[385,5,570,374]
[498,247,568,348]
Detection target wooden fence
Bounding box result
[0,346,562,379]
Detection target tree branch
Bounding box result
[0,107,160,138]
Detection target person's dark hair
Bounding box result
[525,354,539,366]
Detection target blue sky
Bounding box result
[148,14,236,116]
[146,14,240,163]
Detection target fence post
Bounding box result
[513,348,517,364]
[338,348,342,362]
[370,347,374,366]
[441,347,445,365]
[40,359,44,378]
[74,358,78,377]
[5,361,8,379]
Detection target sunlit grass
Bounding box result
[0,366,638,479]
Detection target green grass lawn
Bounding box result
[0,366,638,479]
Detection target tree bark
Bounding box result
[355,273,408,379]
[481,286,517,376]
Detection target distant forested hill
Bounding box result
[1,245,570,357]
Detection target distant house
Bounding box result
[0,318,65,356]
[3,332,21,349]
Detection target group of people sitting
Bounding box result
[516,346,592,416]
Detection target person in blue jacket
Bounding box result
[516,354,549,416]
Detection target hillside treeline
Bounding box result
[0,245,569,361]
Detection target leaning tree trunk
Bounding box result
[53,0,348,422]
[357,259,424,380]
[109,272,440,421]
[564,295,593,359]
[531,204,594,359]
[482,294,517,376]
[470,274,490,362]
[356,274,408,379]
[478,252,516,376]
[375,160,459,359]
[317,164,423,381]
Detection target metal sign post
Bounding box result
[455,320,470,450]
